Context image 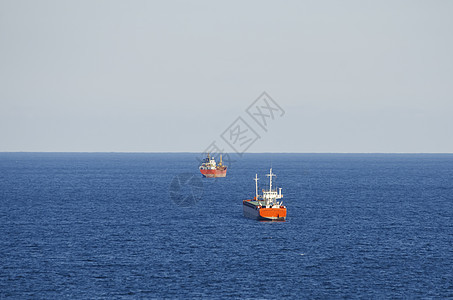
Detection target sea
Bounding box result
[1,153,452,299]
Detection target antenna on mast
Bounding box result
[254,174,259,200]
[266,168,276,192]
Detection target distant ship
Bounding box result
[199,153,227,178]
[243,168,286,221]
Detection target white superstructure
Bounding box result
[199,153,218,170]
[254,168,284,208]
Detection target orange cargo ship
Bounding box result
[199,153,227,178]
[243,168,286,221]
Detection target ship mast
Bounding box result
[267,168,276,192]
[254,174,259,200]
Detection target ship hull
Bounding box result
[200,168,227,178]
[243,200,286,221]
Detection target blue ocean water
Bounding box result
[1,153,452,299]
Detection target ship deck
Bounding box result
[243,200,267,207]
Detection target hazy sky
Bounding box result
[1,0,452,152]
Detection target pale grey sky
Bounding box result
[1,0,452,152]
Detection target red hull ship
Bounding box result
[243,169,286,221]
[199,154,227,178]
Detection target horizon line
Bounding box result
[1,151,453,154]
